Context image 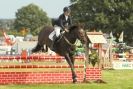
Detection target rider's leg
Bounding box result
[55,26,61,37]
[50,26,61,51]
[50,34,56,51]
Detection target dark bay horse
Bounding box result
[32,25,89,83]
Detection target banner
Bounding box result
[112,62,133,69]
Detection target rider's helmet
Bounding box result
[63,7,71,13]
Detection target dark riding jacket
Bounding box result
[56,13,72,30]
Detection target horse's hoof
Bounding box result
[73,79,77,83]
[94,79,106,84]
[83,79,91,83]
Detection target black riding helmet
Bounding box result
[63,7,71,12]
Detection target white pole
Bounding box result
[83,44,89,82]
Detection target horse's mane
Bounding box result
[69,25,78,31]
[69,24,84,31]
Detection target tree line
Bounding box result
[70,0,133,46]
[0,1,133,46]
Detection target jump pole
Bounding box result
[83,44,89,82]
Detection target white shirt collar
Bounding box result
[65,15,68,20]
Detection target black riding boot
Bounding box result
[51,35,57,51]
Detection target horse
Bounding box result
[32,24,89,83]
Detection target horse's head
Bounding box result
[69,25,87,44]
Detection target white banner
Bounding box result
[112,62,133,69]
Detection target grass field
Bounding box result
[0,70,133,89]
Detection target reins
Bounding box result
[63,36,78,48]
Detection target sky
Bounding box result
[0,0,70,19]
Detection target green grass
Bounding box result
[0,70,133,89]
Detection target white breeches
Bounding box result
[54,25,61,37]
[49,25,61,41]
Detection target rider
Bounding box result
[51,6,72,51]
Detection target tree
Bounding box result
[70,0,108,30]
[70,0,133,46]
[14,3,51,35]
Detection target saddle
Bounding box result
[50,31,64,51]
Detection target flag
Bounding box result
[2,31,16,46]
[3,31,10,39]
[119,31,124,42]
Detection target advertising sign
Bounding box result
[112,62,133,69]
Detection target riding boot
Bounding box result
[51,35,57,51]
[56,31,65,42]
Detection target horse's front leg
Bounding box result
[64,54,77,83]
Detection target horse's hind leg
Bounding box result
[41,46,45,52]
[45,45,48,52]
[41,45,48,52]
[32,43,42,53]
[64,54,77,83]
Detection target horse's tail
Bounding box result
[32,42,42,53]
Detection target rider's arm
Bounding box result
[69,16,72,27]
[58,15,65,30]
[64,28,69,32]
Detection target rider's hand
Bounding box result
[64,28,69,32]
[61,31,65,34]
